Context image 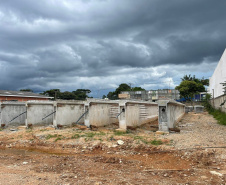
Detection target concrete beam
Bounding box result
[118,101,158,130]
[54,102,85,127]
[158,100,185,131]
[85,101,119,127]
[26,102,54,127]
[0,102,26,127]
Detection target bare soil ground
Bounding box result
[0,112,225,185]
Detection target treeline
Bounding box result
[20,89,91,100]
[104,83,145,100]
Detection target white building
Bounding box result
[209,49,226,98]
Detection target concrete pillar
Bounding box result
[84,103,90,127]
[53,102,57,128]
[118,103,126,130]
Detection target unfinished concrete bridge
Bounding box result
[0,99,190,132]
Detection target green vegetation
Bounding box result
[71,131,106,140]
[210,109,226,125]
[133,136,144,140]
[203,94,226,125]
[20,89,33,92]
[40,129,47,132]
[46,134,58,140]
[176,74,207,100]
[55,137,62,142]
[150,139,163,145]
[133,136,163,145]
[106,83,145,100]
[71,134,81,139]
[114,130,130,136]
[41,88,91,100]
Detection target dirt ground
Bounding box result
[0,112,225,185]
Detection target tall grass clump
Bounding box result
[203,94,226,125]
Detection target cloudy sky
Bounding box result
[0,0,225,97]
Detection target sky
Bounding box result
[0,0,225,98]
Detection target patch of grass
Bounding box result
[114,130,129,136]
[203,98,226,125]
[96,131,106,136]
[141,139,149,144]
[150,139,163,145]
[71,134,81,139]
[133,136,144,140]
[211,109,226,125]
[26,129,32,133]
[40,129,47,132]
[55,137,62,142]
[0,128,3,131]
[85,137,91,142]
[46,134,58,140]
[85,132,96,138]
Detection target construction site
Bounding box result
[0,99,225,184]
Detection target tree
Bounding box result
[41,89,91,100]
[176,80,205,100]
[72,89,91,100]
[181,74,209,86]
[114,83,131,95]
[41,89,61,100]
[59,91,75,100]
[106,83,146,100]
[20,89,33,92]
[107,83,131,100]
[132,87,145,91]
[107,91,118,100]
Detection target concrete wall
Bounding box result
[55,102,85,126]
[209,49,226,98]
[210,94,226,113]
[158,100,185,131]
[119,101,158,130]
[0,102,26,126]
[87,102,119,127]
[125,102,158,127]
[26,102,54,126]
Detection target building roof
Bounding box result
[0,90,52,99]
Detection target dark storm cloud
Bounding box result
[0,0,225,93]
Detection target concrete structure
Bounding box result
[185,106,194,113]
[209,49,226,98]
[119,89,180,101]
[26,102,54,126]
[84,101,119,127]
[55,102,85,127]
[210,94,226,113]
[0,102,26,127]
[194,105,204,113]
[0,90,52,102]
[118,101,158,130]
[158,100,185,131]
